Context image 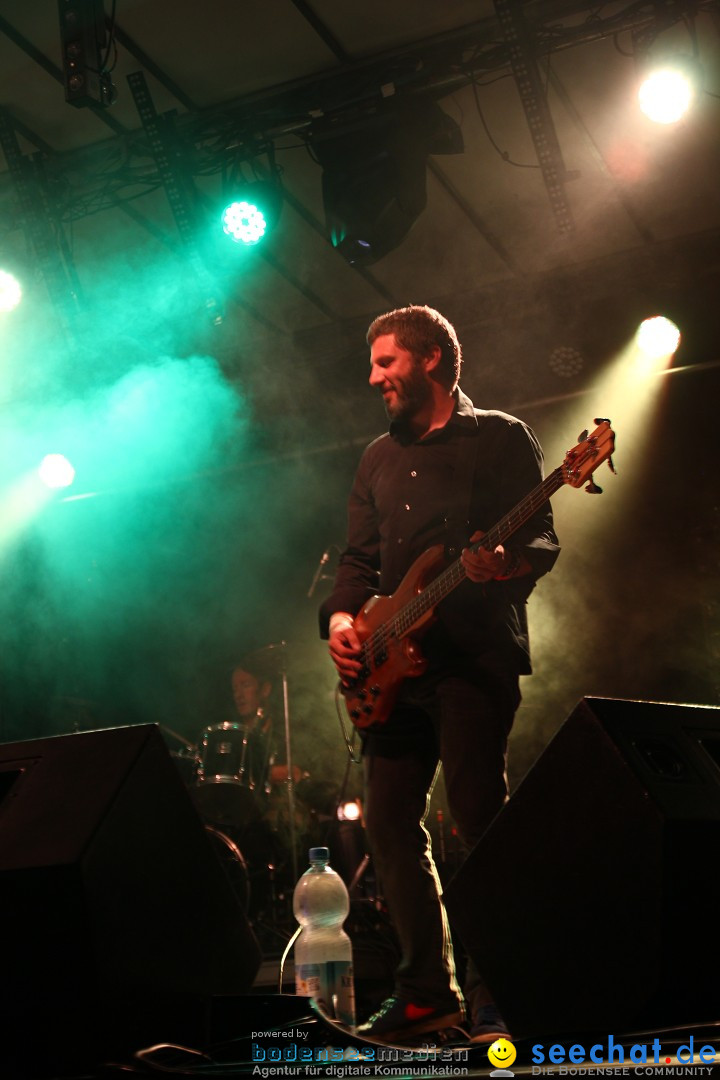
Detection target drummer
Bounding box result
[230,657,303,792]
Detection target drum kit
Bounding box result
[166,643,318,946]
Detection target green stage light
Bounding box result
[219,181,282,247]
[0,269,22,312]
[38,454,76,490]
[222,199,268,245]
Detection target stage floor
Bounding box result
[10,968,720,1080]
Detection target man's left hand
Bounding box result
[462,530,509,582]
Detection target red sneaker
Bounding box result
[357,996,465,1042]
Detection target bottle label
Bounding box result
[295,960,355,1028]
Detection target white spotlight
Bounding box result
[636,316,681,359]
[638,68,694,125]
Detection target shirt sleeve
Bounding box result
[504,419,560,580]
[318,448,381,638]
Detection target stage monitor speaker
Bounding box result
[444,696,720,1038]
[0,723,261,1068]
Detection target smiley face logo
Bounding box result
[487,1037,517,1070]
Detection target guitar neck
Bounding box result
[391,467,564,638]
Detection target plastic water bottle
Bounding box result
[293,846,356,1028]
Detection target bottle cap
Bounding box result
[309,846,329,862]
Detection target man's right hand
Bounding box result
[328,612,363,685]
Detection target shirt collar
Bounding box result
[452,387,478,427]
[389,387,477,442]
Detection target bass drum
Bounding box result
[204,824,250,913]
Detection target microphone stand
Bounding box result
[277,642,299,885]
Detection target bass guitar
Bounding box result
[342,418,616,730]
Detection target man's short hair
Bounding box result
[366,305,463,389]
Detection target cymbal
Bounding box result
[244,640,288,658]
[241,640,292,674]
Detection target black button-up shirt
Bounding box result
[319,389,560,674]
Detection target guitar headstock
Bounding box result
[561,418,616,492]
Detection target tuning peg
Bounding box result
[608,456,617,475]
[577,428,588,442]
[593,416,611,425]
[585,477,603,494]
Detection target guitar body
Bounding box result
[342,544,447,730]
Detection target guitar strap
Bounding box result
[443,425,481,561]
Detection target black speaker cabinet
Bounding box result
[444,696,720,1037]
[0,723,261,1068]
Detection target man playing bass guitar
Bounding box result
[319,305,560,1044]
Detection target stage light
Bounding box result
[56,0,110,108]
[38,454,76,490]
[636,316,681,360]
[638,62,696,124]
[220,182,282,247]
[312,99,463,266]
[549,346,584,378]
[337,799,362,822]
[0,269,22,312]
[222,200,267,245]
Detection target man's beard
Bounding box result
[383,365,431,422]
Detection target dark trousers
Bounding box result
[362,659,520,1012]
